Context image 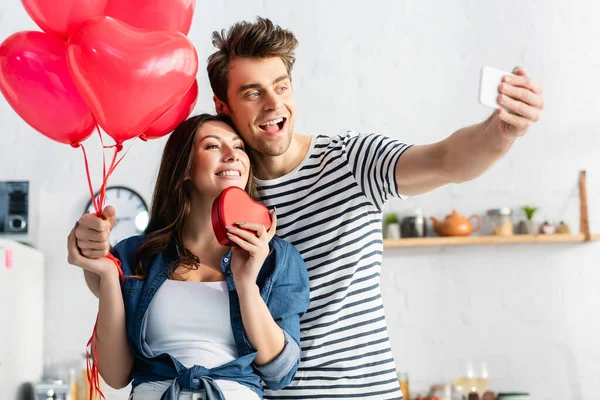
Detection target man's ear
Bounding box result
[213,95,230,116]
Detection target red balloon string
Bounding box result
[80,144,99,213]
[95,143,131,212]
[95,147,118,211]
[80,127,132,400]
[86,323,101,400]
[97,125,107,191]
[85,253,123,400]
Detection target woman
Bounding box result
[67,114,310,400]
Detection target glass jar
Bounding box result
[428,384,463,400]
[487,208,514,236]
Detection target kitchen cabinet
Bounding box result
[0,240,44,400]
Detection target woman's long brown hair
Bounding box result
[133,113,256,278]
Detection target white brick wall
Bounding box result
[1,1,599,399]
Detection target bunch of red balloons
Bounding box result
[0,0,199,147]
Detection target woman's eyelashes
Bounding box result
[204,142,245,151]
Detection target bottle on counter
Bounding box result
[80,352,103,400]
[398,372,410,400]
[68,368,79,400]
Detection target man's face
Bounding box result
[216,57,295,157]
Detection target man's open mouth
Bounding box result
[259,117,286,133]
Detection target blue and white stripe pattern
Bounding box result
[256,131,412,400]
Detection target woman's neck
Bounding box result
[181,193,229,259]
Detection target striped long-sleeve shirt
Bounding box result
[257,131,412,400]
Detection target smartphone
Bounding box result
[479,66,514,109]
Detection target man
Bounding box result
[75,17,544,399]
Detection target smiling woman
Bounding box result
[190,122,251,199]
[67,113,310,400]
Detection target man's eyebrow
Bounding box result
[239,75,290,93]
[273,75,290,84]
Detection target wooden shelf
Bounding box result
[384,234,600,248]
[384,170,596,248]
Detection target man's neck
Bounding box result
[252,133,312,180]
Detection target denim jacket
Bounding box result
[111,235,310,400]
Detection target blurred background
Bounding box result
[1,0,599,399]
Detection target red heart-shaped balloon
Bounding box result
[0,31,95,146]
[105,0,195,35]
[21,0,107,40]
[67,16,198,145]
[140,79,198,141]
[212,187,272,247]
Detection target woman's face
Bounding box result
[189,120,250,198]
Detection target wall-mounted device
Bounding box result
[0,181,29,234]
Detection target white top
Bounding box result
[135,279,250,395]
[255,132,411,399]
[145,279,238,369]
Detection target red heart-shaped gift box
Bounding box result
[211,187,272,246]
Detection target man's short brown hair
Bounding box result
[207,17,299,104]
